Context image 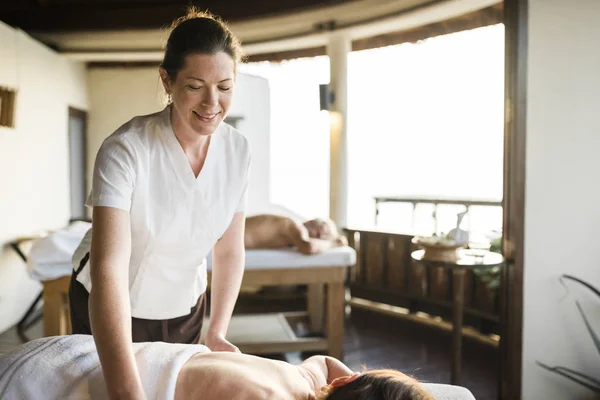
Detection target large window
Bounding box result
[347,24,505,234]
[242,24,504,235]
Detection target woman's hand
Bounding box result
[205,331,240,353]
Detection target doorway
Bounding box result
[67,107,88,221]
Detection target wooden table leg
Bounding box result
[43,290,61,337]
[326,282,345,360]
[451,268,466,385]
[42,276,72,337]
[307,283,325,333]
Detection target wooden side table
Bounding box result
[411,249,505,385]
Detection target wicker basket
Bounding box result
[412,237,465,262]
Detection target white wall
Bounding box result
[86,68,271,217]
[523,1,600,399]
[0,21,88,333]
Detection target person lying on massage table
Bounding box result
[245,214,348,255]
[0,335,434,400]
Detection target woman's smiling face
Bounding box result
[160,51,235,136]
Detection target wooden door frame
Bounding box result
[500,0,527,399]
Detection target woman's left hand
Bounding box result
[205,332,241,353]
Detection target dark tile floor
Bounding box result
[340,307,498,400]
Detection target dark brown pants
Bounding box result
[69,253,206,344]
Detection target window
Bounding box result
[347,24,505,235]
[241,24,504,236]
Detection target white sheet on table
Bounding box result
[0,335,210,400]
[26,221,91,281]
[27,221,357,280]
[423,383,477,400]
[207,246,357,270]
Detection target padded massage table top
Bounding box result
[206,246,357,271]
[24,222,357,280]
[423,384,476,400]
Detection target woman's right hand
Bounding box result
[205,331,241,353]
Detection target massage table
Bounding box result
[0,335,477,400]
[19,225,356,360]
[9,221,92,340]
[206,246,356,360]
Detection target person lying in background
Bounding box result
[0,334,436,400]
[244,214,349,254]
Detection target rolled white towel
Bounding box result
[0,335,210,400]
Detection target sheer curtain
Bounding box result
[347,24,505,234]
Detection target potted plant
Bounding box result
[536,274,600,394]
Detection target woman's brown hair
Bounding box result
[316,370,435,400]
[160,7,244,80]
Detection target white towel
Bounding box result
[27,221,91,281]
[0,334,210,400]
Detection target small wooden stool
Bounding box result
[42,275,72,336]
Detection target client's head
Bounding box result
[315,369,434,400]
[304,218,339,240]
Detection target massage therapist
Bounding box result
[69,9,250,400]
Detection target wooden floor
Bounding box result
[0,305,498,400]
[340,308,498,400]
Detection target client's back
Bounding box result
[176,352,435,400]
[175,351,315,400]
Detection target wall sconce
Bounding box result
[319,84,335,111]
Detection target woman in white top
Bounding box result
[68,8,250,400]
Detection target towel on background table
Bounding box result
[0,335,210,400]
[26,221,91,281]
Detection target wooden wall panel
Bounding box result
[365,233,385,287]
[408,259,427,298]
[387,235,410,291]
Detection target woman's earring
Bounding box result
[167,93,172,104]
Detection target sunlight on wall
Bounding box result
[240,58,331,219]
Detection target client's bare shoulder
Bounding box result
[244,214,299,249]
[175,351,315,400]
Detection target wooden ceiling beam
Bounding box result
[0,0,347,31]
[352,3,503,52]
[249,4,503,63]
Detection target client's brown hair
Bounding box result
[316,370,434,400]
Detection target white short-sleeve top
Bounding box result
[72,106,251,320]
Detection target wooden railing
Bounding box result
[345,228,500,334]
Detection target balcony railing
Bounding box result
[373,195,502,235]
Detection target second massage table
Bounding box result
[20,226,356,361]
[206,246,357,360]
